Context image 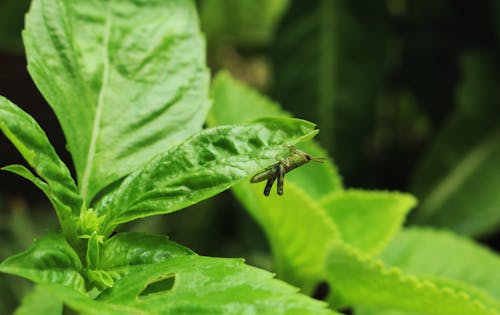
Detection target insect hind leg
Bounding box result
[277,163,285,195]
[263,176,276,196]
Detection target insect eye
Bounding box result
[305,155,311,161]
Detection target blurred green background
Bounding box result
[1,0,500,312]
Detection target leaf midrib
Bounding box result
[79,3,113,203]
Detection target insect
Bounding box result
[250,145,324,196]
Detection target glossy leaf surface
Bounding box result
[0,97,82,237]
[0,234,85,292]
[25,257,339,315]
[99,232,194,270]
[24,0,210,203]
[98,118,318,232]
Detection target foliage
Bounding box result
[0,0,499,314]
[0,0,335,314]
[207,72,500,315]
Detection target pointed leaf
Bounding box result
[321,190,416,256]
[0,233,85,291]
[98,118,318,232]
[86,232,100,270]
[0,97,83,237]
[208,71,343,200]
[24,0,210,203]
[326,242,499,315]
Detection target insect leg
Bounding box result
[264,176,276,196]
[277,162,285,195]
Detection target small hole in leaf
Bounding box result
[139,273,176,298]
[312,280,330,300]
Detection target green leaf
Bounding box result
[28,257,340,315]
[380,228,500,302]
[98,118,318,233]
[208,71,290,125]
[0,97,83,239]
[326,242,499,315]
[99,232,194,270]
[87,232,193,289]
[21,284,135,315]
[24,0,210,203]
[0,233,85,292]
[208,71,341,292]
[15,286,62,315]
[97,256,337,315]
[233,182,340,293]
[200,0,289,46]
[208,71,343,201]
[321,190,416,257]
[86,232,100,270]
[410,52,500,236]
[272,0,387,178]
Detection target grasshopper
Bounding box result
[250,145,324,196]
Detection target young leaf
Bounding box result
[99,232,194,270]
[0,233,85,292]
[24,0,210,203]
[380,228,500,302]
[208,71,343,200]
[321,190,416,257]
[326,242,499,315]
[98,118,318,233]
[0,97,83,237]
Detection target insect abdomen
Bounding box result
[250,165,278,183]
